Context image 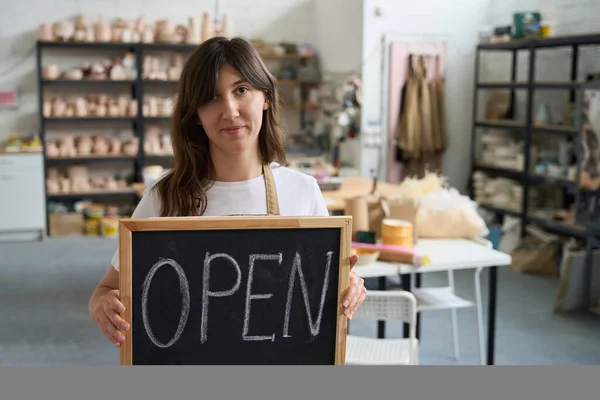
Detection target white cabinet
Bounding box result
[0,153,45,241]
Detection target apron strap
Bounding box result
[263,163,280,216]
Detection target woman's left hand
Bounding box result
[342,254,367,320]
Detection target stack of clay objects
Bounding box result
[45,134,139,159]
[143,53,184,81]
[42,52,136,81]
[43,94,138,118]
[143,96,175,117]
[144,125,173,156]
[37,12,231,45]
[46,165,129,195]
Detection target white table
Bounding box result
[353,238,512,365]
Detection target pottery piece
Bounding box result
[93,136,109,155]
[95,15,112,42]
[221,14,231,37]
[52,98,66,117]
[202,12,213,42]
[107,102,121,117]
[95,104,107,117]
[43,99,52,117]
[75,14,88,30]
[109,137,122,155]
[46,141,60,158]
[74,97,87,117]
[128,99,138,117]
[38,24,54,41]
[43,65,60,80]
[76,136,93,156]
[123,137,139,156]
[188,17,202,44]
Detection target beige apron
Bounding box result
[228,163,280,216]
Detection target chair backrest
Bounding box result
[352,290,417,325]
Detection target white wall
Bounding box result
[360,0,492,192]
[313,0,363,168]
[0,0,318,145]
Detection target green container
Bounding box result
[356,231,376,244]
[513,12,542,39]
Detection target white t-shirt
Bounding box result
[110,162,329,271]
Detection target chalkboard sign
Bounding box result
[118,216,352,365]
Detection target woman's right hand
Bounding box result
[92,289,130,347]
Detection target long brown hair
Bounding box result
[155,36,286,216]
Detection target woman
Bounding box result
[88,36,367,349]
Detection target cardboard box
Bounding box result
[49,213,84,237]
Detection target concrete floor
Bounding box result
[1,236,599,365]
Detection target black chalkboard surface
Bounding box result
[118,216,352,365]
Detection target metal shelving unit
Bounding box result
[470,33,600,239]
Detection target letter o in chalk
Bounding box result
[141,258,190,348]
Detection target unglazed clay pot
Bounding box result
[188,17,202,44]
[52,98,67,117]
[201,12,213,42]
[74,98,88,117]
[63,69,83,80]
[54,21,75,42]
[43,65,61,80]
[109,137,122,155]
[95,104,107,117]
[43,99,52,117]
[74,29,87,42]
[47,178,60,194]
[128,99,138,117]
[221,14,231,37]
[76,136,92,156]
[142,27,155,43]
[95,15,112,42]
[107,103,121,117]
[117,96,129,115]
[46,141,60,158]
[38,24,54,41]
[75,14,88,30]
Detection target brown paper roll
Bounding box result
[346,196,369,239]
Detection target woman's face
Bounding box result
[197,63,268,156]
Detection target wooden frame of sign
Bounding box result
[118,216,352,366]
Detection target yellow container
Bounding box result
[101,216,119,238]
[381,219,413,248]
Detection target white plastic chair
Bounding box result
[408,238,489,365]
[346,290,419,365]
